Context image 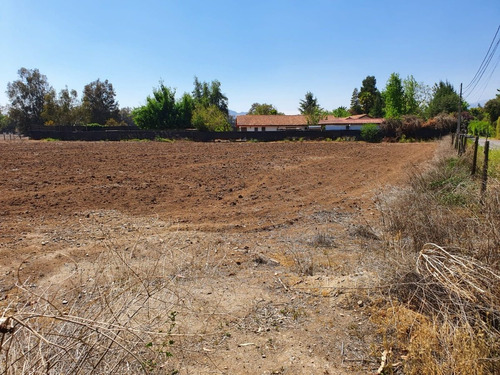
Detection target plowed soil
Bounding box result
[0,139,437,374]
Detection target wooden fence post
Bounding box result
[480,140,490,204]
[458,134,465,155]
[471,136,479,175]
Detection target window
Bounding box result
[261,127,266,131]
[241,127,247,132]
[254,127,258,132]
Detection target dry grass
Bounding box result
[0,223,226,375]
[374,139,500,374]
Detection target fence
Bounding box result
[1,132,24,140]
[452,133,492,203]
[27,125,449,142]
[28,128,362,142]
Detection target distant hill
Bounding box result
[229,110,247,117]
[468,100,487,107]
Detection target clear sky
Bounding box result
[1,0,499,114]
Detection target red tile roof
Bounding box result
[235,114,384,128]
[319,115,384,125]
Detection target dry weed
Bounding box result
[372,305,495,375]
[0,222,226,374]
[374,139,500,374]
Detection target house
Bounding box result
[319,114,384,131]
[235,115,308,132]
[235,114,384,132]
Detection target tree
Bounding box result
[41,88,58,125]
[383,73,405,119]
[469,105,485,121]
[132,83,178,129]
[82,79,119,124]
[0,107,14,132]
[359,76,382,116]
[349,88,362,115]
[248,103,283,115]
[175,93,195,128]
[484,91,500,124]
[299,91,320,115]
[6,67,51,133]
[403,75,419,116]
[298,92,324,125]
[42,86,80,125]
[119,107,136,126]
[191,104,231,131]
[427,81,462,118]
[331,106,350,118]
[58,87,80,125]
[192,77,228,116]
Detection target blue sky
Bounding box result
[1,0,499,114]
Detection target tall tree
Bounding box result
[248,103,283,115]
[82,79,119,124]
[58,87,80,125]
[403,75,419,116]
[132,83,178,129]
[298,92,320,115]
[359,76,382,116]
[484,90,500,124]
[176,93,195,128]
[192,76,228,116]
[6,67,51,133]
[383,73,405,118]
[299,92,324,125]
[349,88,362,115]
[41,88,58,125]
[427,81,462,118]
[119,107,136,126]
[42,86,81,125]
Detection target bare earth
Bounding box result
[0,140,437,374]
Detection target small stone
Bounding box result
[62,300,68,305]
[357,300,364,307]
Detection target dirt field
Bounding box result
[0,139,437,374]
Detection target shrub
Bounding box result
[360,123,381,142]
[401,115,422,137]
[468,120,494,137]
[105,118,120,126]
[191,105,231,132]
[380,117,402,137]
[424,113,457,132]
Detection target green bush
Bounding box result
[360,123,381,142]
[468,120,494,137]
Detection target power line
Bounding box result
[464,24,499,91]
[477,52,500,101]
[463,24,500,100]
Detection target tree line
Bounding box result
[1,67,499,138]
[281,74,500,138]
[0,68,231,134]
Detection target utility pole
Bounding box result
[455,83,463,150]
